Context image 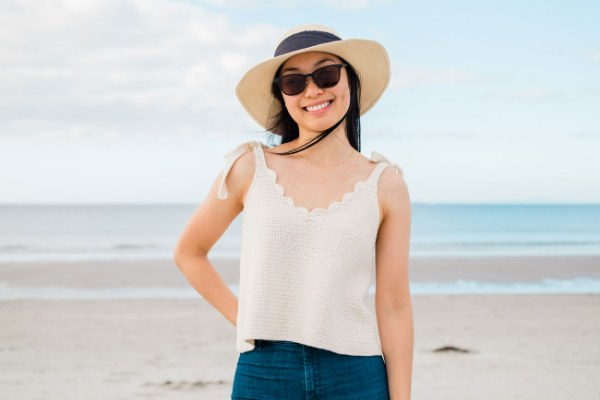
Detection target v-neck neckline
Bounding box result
[259,145,382,216]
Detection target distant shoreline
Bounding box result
[1,254,599,298]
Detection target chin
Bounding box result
[301,117,345,134]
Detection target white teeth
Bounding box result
[305,101,330,112]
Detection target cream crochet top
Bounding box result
[217,140,402,356]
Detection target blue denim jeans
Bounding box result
[231,339,390,399]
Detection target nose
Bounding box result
[303,77,323,97]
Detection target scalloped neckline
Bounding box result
[261,158,381,216]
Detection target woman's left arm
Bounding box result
[375,167,413,400]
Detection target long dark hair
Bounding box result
[266,57,362,155]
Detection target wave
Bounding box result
[3,237,600,262]
[404,278,600,295]
[0,244,30,251]
[414,240,600,247]
[112,244,160,250]
[1,278,600,300]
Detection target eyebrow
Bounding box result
[281,58,337,74]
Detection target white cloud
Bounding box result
[206,0,390,10]
[390,65,474,89]
[206,0,263,8]
[571,130,600,140]
[482,88,561,102]
[323,0,392,10]
[0,0,279,143]
[586,50,600,61]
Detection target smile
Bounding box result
[304,101,331,112]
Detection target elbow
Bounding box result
[173,243,207,270]
[173,245,191,270]
[376,291,413,316]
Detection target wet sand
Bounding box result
[1,256,599,399]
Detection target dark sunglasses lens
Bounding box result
[313,65,341,88]
[280,75,305,96]
[277,65,343,95]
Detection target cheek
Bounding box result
[335,73,352,108]
[337,83,351,110]
[282,95,303,122]
[282,95,293,110]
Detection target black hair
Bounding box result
[266,57,361,155]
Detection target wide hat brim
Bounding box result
[236,35,390,132]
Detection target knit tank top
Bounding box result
[217,140,403,356]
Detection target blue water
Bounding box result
[411,203,600,257]
[1,204,599,297]
[1,203,599,262]
[2,278,600,300]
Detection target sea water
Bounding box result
[1,203,599,262]
[1,204,599,297]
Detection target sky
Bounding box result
[1,0,599,204]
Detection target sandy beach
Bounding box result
[1,256,599,399]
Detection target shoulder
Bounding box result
[229,145,256,171]
[378,164,411,220]
[226,142,257,182]
[217,141,261,202]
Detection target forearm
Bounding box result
[378,303,414,400]
[175,253,238,326]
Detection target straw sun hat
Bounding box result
[236,24,391,132]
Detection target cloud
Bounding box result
[586,50,600,61]
[482,88,562,102]
[570,130,600,140]
[206,0,263,8]
[0,0,279,143]
[382,128,479,140]
[206,0,390,10]
[390,65,474,89]
[323,0,392,10]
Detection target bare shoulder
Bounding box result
[231,146,256,171]
[378,165,411,219]
[222,146,256,204]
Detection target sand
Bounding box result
[1,256,599,399]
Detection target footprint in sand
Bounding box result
[433,345,472,353]
[144,379,230,390]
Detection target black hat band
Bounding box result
[274,30,342,57]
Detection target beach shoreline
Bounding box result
[1,255,599,399]
[2,254,599,289]
[1,294,598,400]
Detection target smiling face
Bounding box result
[278,51,351,137]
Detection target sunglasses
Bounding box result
[274,63,347,96]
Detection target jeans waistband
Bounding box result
[254,339,300,349]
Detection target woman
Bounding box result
[174,24,413,400]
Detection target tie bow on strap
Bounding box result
[217,141,265,200]
[370,151,403,176]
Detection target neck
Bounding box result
[293,123,355,164]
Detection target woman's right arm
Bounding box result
[173,149,255,327]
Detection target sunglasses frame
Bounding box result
[274,63,348,96]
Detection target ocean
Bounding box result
[1,203,599,262]
[1,204,599,298]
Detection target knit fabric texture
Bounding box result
[218,140,403,356]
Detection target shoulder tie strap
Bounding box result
[217,140,267,200]
[369,150,404,176]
